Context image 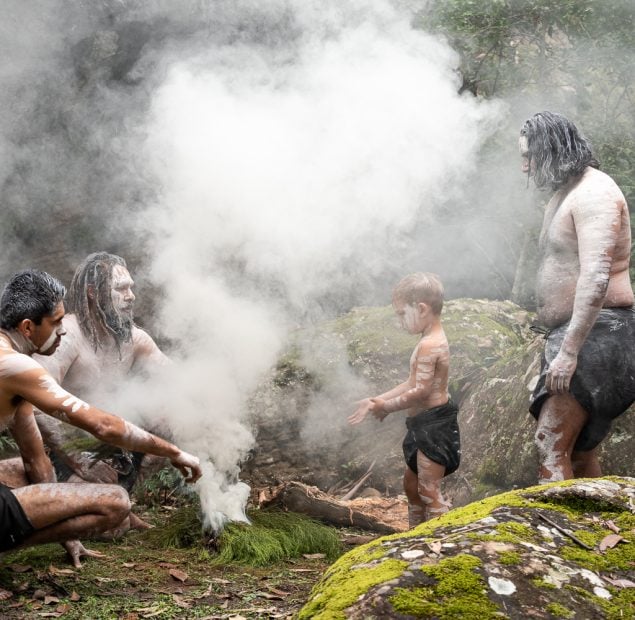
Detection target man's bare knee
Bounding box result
[534,425,560,459]
[101,485,131,527]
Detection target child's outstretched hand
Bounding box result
[370,398,388,422]
[348,398,374,424]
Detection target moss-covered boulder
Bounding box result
[299,477,635,619]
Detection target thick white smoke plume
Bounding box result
[138,0,503,528]
[0,0,510,530]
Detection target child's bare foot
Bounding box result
[426,504,449,519]
[407,504,426,528]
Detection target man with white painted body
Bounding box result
[0,269,201,566]
[32,252,169,488]
[522,111,634,483]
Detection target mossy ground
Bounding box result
[140,501,342,566]
[0,536,331,619]
[0,500,350,620]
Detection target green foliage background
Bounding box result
[416,0,635,282]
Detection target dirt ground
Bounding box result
[0,499,377,620]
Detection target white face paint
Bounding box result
[403,305,422,333]
[37,327,61,355]
[394,301,423,334]
[30,302,66,355]
[519,135,532,175]
[110,265,135,317]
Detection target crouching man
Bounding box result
[0,269,201,566]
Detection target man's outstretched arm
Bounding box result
[11,367,202,483]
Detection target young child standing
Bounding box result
[348,273,460,527]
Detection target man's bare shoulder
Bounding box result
[571,168,627,205]
[131,325,158,347]
[131,325,169,364]
[0,349,44,378]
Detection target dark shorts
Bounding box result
[402,401,461,476]
[529,308,635,451]
[50,450,145,491]
[0,483,34,552]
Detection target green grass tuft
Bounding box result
[214,509,342,567]
[142,506,343,567]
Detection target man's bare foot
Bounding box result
[63,540,106,568]
[129,512,153,530]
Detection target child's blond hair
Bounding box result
[392,272,444,315]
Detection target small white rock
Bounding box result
[488,577,516,596]
[580,569,605,587]
[593,586,612,600]
[401,550,425,560]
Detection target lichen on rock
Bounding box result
[298,477,635,619]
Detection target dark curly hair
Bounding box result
[520,111,599,190]
[0,270,66,329]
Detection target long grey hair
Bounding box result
[521,111,599,190]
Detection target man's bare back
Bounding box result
[536,167,633,328]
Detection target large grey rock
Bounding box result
[298,477,635,619]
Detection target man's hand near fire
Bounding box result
[170,450,202,483]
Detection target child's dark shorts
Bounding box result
[402,401,461,476]
[0,483,34,551]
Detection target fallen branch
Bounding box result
[537,512,593,550]
[262,481,406,534]
[340,460,376,501]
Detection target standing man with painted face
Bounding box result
[33,252,169,489]
[0,269,201,566]
[521,111,634,483]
